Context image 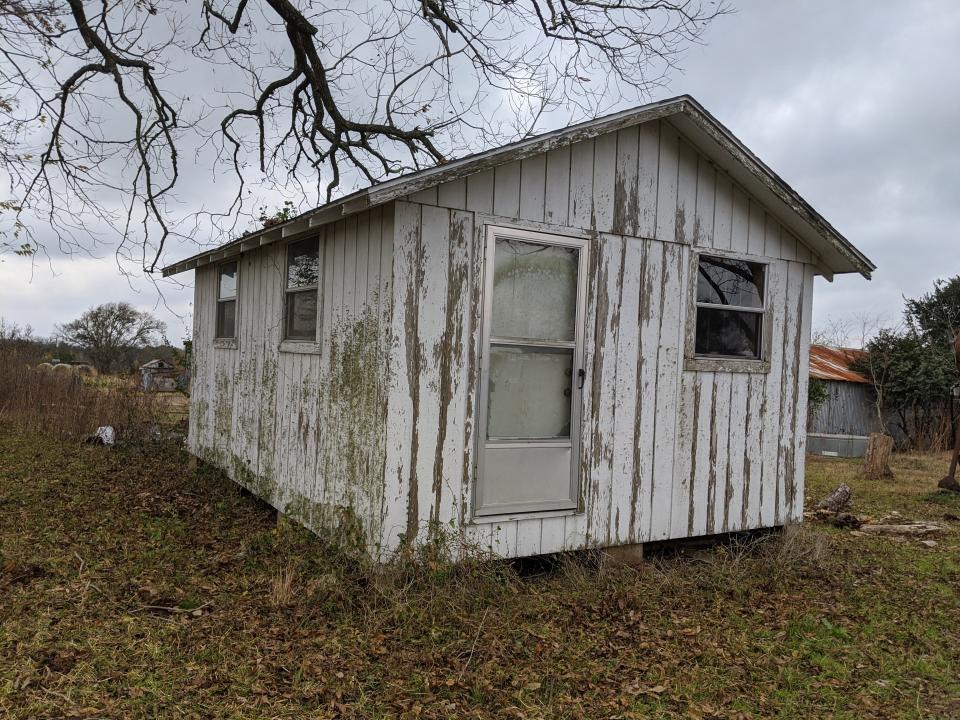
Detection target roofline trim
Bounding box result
[162,95,875,278]
[677,103,874,279]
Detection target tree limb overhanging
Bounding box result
[0,0,728,272]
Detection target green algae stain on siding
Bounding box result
[258,353,278,482]
[324,297,390,547]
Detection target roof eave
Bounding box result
[162,94,876,280]
[670,100,875,280]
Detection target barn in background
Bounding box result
[807,345,878,458]
[163,95,875,560]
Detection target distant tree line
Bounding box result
[852,276,960,450]
[0,318,77,364]
[1,302,185,374]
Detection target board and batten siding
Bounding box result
[387,118,817,557]
[808,380,879,437]
[190,117,819,560]
[189,206,397,552]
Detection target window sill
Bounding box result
[279,340,321,355]
[469,508,581,525]
[684,356,770,374]
[213,338,238,350]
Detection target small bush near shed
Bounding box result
[0,346,166,444]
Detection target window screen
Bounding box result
[216,262,237,339]
[284,238,319,341]
[694,255,766,359]
[486,237,579,440]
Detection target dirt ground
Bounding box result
[1,431,958,719]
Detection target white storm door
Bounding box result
[475,226,588,517]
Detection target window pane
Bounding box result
[697,256,764,308]
[285,290,317,340]
[216,299,236,338]
[695,308,762,358]
[287,239,319,289]
[218,262,237,299]
[492,238,578,341]
[487,345,573,439]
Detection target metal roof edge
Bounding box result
[162,94,875,279]
[676,99,875,279]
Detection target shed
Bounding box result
[140,359,179,392]
[807,345,878,457]
[163,95,875,560]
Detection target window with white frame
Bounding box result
[694,254,766,359]
[284,238,320,341]
[215,261,238,339]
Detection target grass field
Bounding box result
[1,429,958,719]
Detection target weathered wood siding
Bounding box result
[189,206,396,553]
[191,117,819,560]
[388,118,818,557]
[808,380,879,437]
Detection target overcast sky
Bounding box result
[2,0,958,344]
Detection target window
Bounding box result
[284,238,319,341]
[216,262,237,339]
[694,254,766,359]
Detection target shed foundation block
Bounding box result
[603,543,645,566]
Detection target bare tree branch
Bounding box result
[0,0,729,273]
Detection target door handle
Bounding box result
[577,368,586,390]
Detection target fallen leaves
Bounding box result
[1,432,959,719]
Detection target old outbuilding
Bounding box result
[140,359,179,392]
[163,95,874,560]
[807,345,878,458]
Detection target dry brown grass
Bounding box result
[270,563,297,608]
[1,431,958,718]
[0,347,174,444]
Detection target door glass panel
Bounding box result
[491,239,578,341]
[487,345,573,439]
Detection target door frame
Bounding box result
[473,224,590,518]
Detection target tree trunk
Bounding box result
[815,483,852,512]
[863,432,894,480]
[938,410,960,492]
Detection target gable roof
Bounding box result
[163,95,875,279]
[809,345,870,383]
[140,359,177,371]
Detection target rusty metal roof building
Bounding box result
[809,345,870,384]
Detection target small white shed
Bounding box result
[163,95,874,559]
